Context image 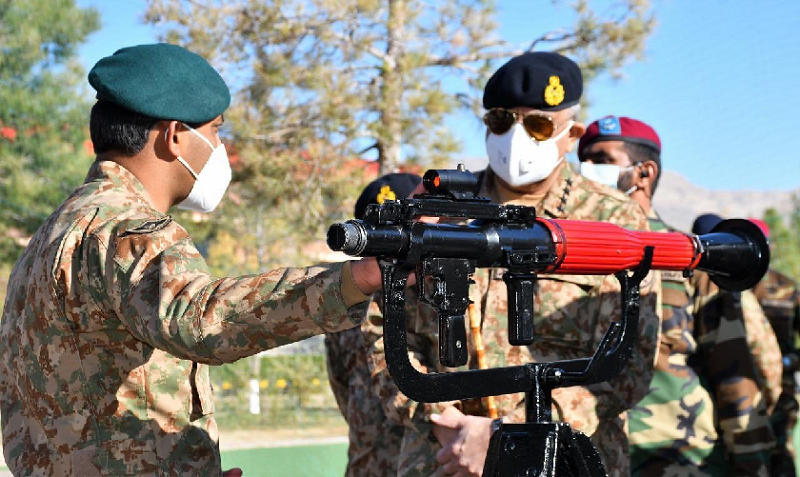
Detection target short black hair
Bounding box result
[89,100,161,156]
[89,101,206,156]
[624,142,662,195]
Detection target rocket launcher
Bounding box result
[329,166,769,367]
[328,165,770,476]
[327,166,769,392]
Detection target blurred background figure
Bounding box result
[579,117,777,476]
[325,172,422,477]
[692,213,784,475]
[747,217,800,476]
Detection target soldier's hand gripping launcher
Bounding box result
[328,166,769,369]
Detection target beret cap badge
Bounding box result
[578,115,662,155]
[544,76,565,107]
[376,185,397,204]
[599,116,622,135]
[482,52,582,111]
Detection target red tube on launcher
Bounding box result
[538,219,701,275]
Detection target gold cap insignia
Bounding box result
[544,75,565,106]
[376,185,396,204]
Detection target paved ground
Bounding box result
[219,428,348,451]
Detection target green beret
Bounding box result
[88,43,230,123]
[483,52,582,112]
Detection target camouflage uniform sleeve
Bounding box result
[595,201,662,419]
[87,218,369,364]
[693,275,776,476]
[741,290,783,412]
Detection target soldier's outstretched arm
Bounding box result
[87,218,374,365]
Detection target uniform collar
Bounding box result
[84,160,160,212]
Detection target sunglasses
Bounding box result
[483,108,564,141]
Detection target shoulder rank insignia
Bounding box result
[544,75,565,106]
[376,185,396,204]
[119,215,173,237]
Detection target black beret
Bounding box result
[692,213,723,235]
[88,43,230,123]
[483,52,582,111]
[354,173,422,220]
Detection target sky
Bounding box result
[76,0,800,192]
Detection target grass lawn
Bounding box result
[221,442,347,477]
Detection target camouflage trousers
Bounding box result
[628,371,772,476]
[591,416,629,477]
[325,328,405,477]
[629,369,721,476]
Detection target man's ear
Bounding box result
[564,122,586,154]
[162,121,182,159]
[638,160,659,190]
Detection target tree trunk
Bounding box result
[378,0,405,175]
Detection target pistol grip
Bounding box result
[504,272,537,346]
[439,314,469,367]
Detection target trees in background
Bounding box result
[143,0,656,272]
[763,198,800,282]
[0,0,100,303]
[145,0,654,174]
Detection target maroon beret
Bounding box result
[578,116,661,156]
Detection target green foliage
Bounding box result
[0,0,100,268]
[0,0,100,310]
[763,198,800,282]
[210,354,343,430]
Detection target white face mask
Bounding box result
[486,121,573,187]
[173,123,232,213]
[579,162,636,194]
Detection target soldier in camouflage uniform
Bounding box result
[752,225,800,476]
[694,215,784,415]
[578,117,776,476]
[690,276,780,475]
[0,44,385,477]
[740,289,784,412]
[325,173,421,476]
[366,53,661,477]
